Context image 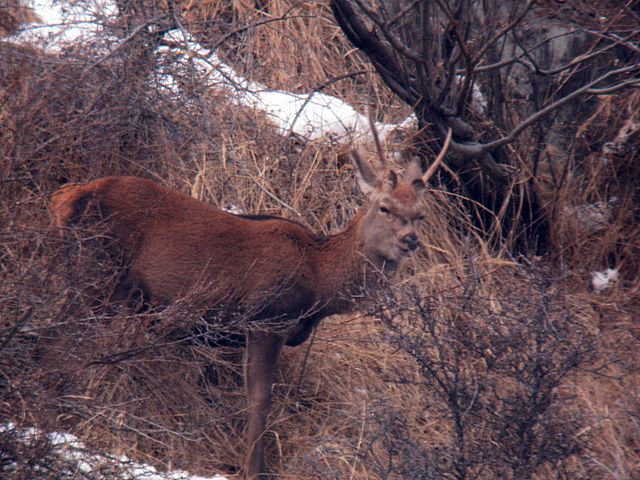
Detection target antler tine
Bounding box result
[367,106,387,169]
[350,147,365,171]
[422,128,453,183]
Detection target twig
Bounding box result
[483,63,640,152]
[80,15,168,81]
[248,174,303,219]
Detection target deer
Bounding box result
[49,129,451,479]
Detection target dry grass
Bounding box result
[1,1,639,479]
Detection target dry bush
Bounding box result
[1,1,640,479]
[184,0,409,120]
[365,264,597,479]
[544,92,640,277]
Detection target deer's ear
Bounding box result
[412,178,426,191]
[403,156,424,182]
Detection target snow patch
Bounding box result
[1,422,228,480]
[6,3,417,146]
[4,0,117,52]
[157,29,415,143]
[591,268,619,292]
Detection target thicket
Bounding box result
[1,1,639,479]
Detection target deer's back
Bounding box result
[51,176,322,316]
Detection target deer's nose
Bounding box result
[402,233,420,251]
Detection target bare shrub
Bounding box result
[546,91,640,280]
[360,263,597,479]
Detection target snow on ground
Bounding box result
[2,422,228,480]
[591,268,619,292]
[157,29,416,143]
[453,74,487,116]
[5,1,416,144]
[4,0,116,52]
[240,87,415,141]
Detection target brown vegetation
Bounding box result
[1,1,639,479]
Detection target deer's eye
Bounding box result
[379,206,391,215]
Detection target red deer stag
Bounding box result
[49,130,451,479]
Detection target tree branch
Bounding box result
[482,64,640,152]
[330,0,419,105]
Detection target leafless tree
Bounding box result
[331,0,640,251]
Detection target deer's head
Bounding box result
[352,129,451,267]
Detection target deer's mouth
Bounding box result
[399,240,420,253]
[395,243,417,257]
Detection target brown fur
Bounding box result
[49,158,430,478]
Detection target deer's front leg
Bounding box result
[244,330,284,479]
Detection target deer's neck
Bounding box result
[314,210,397,315]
